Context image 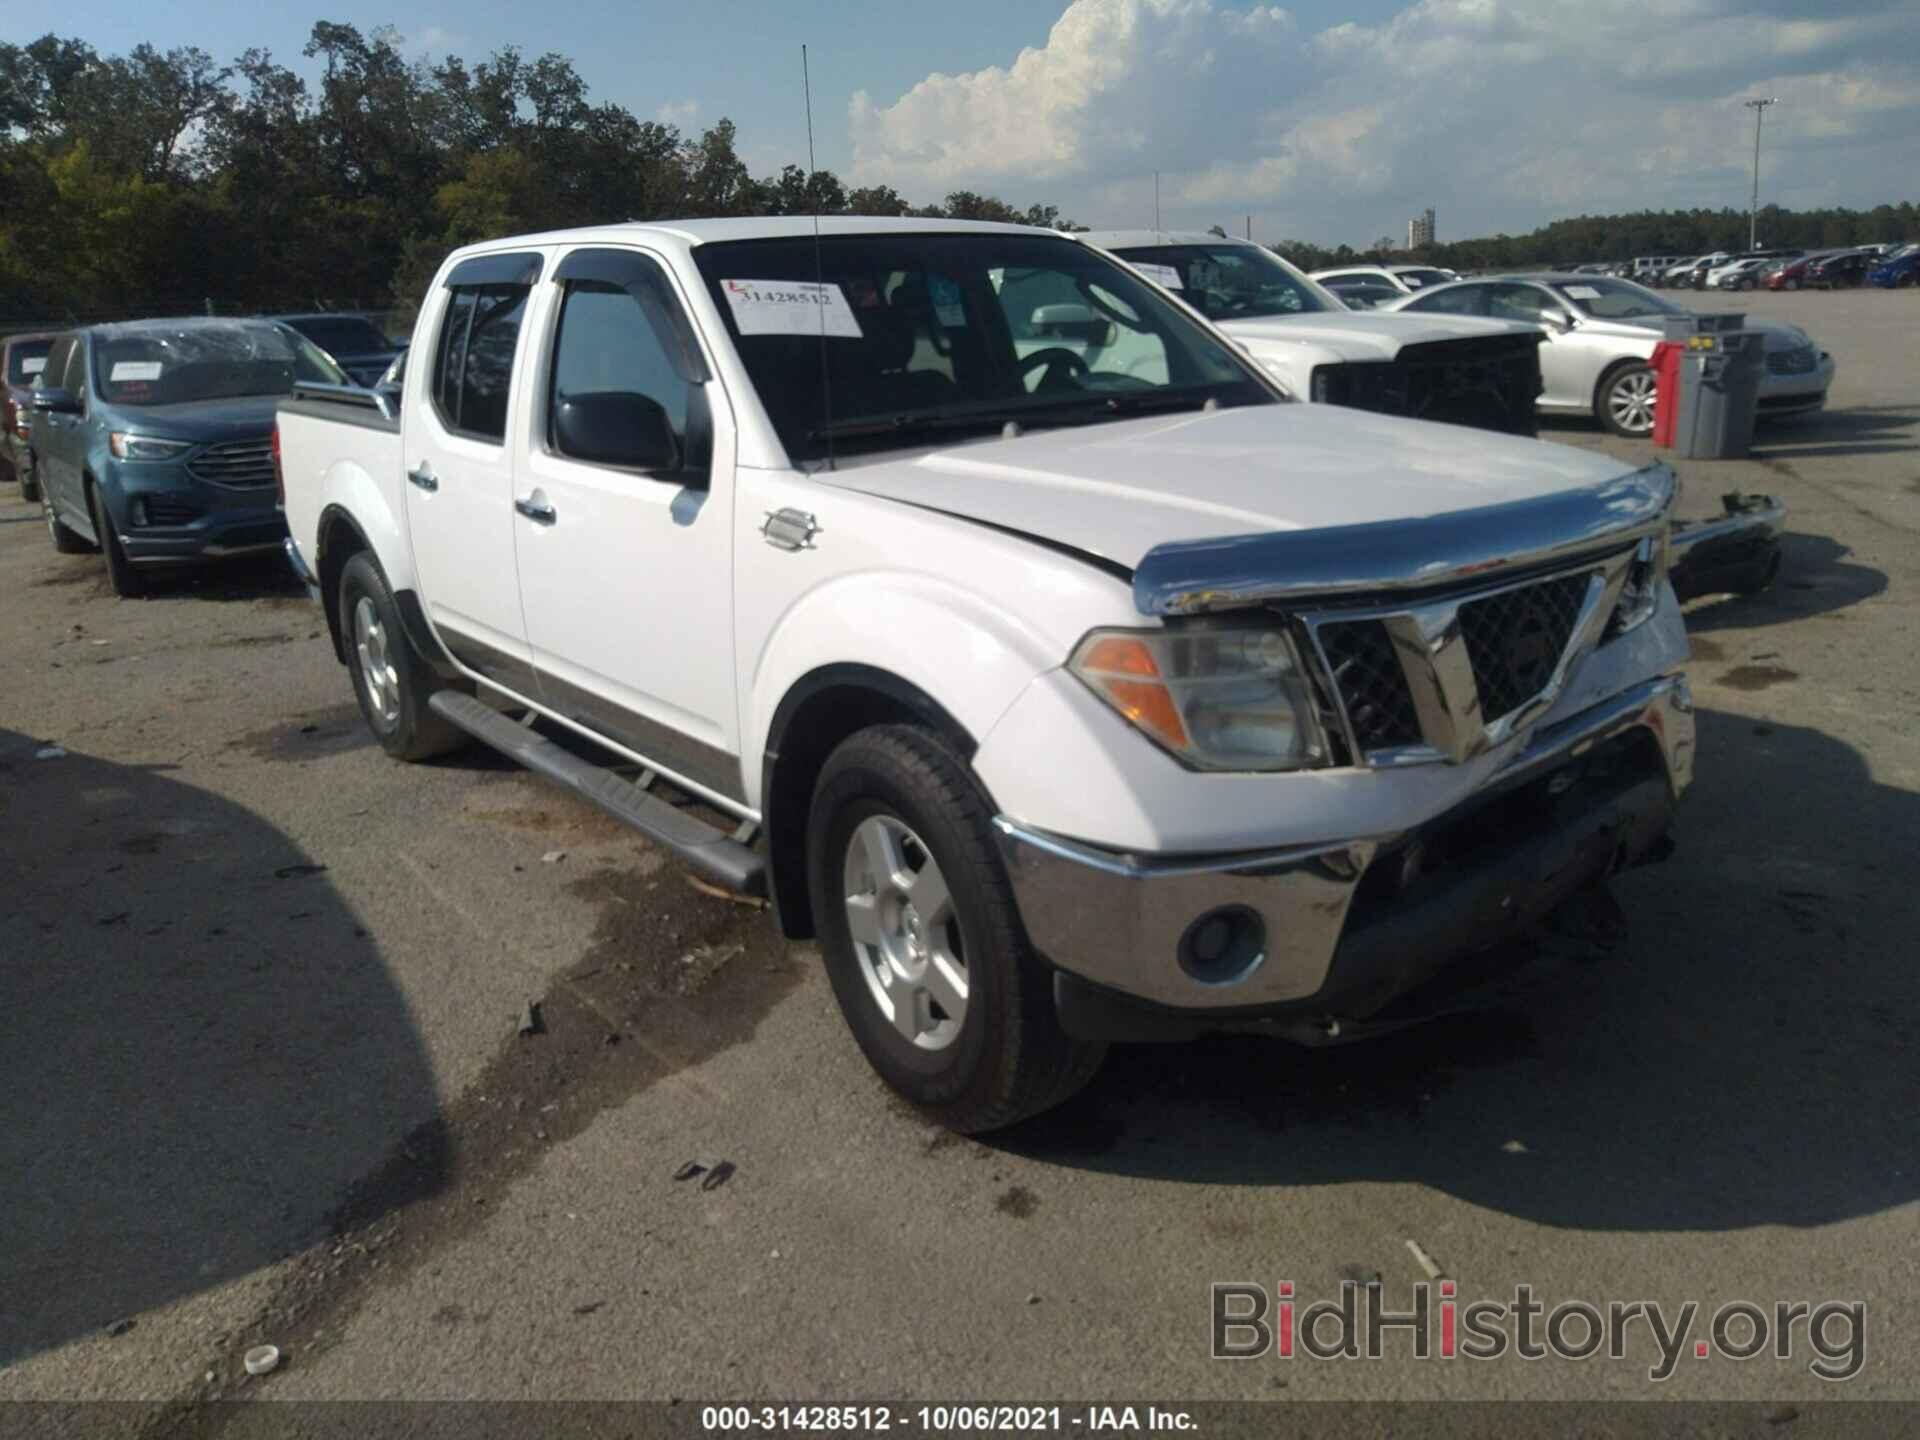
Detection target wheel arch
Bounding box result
[761,665,980,940]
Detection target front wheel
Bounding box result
[808,724,1105,1133]
[1784,278,1800,292]
[338,550,465,761]
[89,484,144,597]
[1599,362,1657,438]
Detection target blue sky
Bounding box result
[7,1,1916,244]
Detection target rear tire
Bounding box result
[44,486,94,554]
[807,724,1105,1134]
[18,455,41,503]
[1598,361,1657,438]
[339,550,465,761]
[89,484,144,598]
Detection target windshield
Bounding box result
[6,338,53,386]
[285,316,393,355]
[1108,243,1335,321]
[693,232,1271,462]
[92,324,346,406]
[1886,244,1919,262]
[1548,278,1686,321]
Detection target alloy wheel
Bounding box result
[842,814,968,1051]
[1608,369,1657,435]
[352,595,402,726]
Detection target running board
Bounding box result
[428,691,765,896]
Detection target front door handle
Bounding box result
[514,496,556,525]
[407,462,438,492]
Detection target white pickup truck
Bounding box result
[1082,231,1545,435]
[277,217,1694,1132]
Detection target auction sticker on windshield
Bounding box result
[1132,262,1183,289]
[110,361,164,382]
[722,280,863,338]
[22,356,45,375]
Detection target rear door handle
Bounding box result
[514,496,556,525]
[407,462,438,492]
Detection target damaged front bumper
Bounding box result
[997,672,1693,1042]
[1669,492,1785,602]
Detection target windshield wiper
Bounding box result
[807,387,1225,444]
[807,410,1019,443]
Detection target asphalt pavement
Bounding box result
[1,288,1914,1419]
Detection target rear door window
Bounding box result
[432,285,530,442]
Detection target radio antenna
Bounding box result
[803,43,835,472]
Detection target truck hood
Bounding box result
[820,402,1641,571]
[1217,310,1535,362]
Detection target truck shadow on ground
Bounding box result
[999,708,1918,1233]
[1680,530,1885,634]
[0,728,445,1366]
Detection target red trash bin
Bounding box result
[1650,340,1683,448]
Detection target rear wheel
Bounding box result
[339,550,465,761]
[1784,278,1799,292]
[1598,362,1657,438]
[808,724,1105,1133]
[89,484,144,597]
[18,454,41,503]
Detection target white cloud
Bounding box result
[657,98,700,126]
[848,0,1920,241]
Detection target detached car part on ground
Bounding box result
[27,320,348,595]
[1084,232,1543,437]
[279,218,1696,1133]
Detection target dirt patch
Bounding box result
[1688,636,1727,663]
[994,1185,1039,1219]
[142,857,803,1436]
[228,702,374,763]
[32,565,101,590]
[462,777,628,844]
[208,633,295,650]
[1718,664,1800,692]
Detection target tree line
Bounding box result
[0,24,1079,323]
[1273,202,1917,275]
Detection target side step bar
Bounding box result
[428,691,765,896]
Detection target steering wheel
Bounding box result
[1018,346,1092,392]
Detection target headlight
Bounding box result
[109,432,191,462]
[1068,624,1326,772]
[1608,533,1667,639]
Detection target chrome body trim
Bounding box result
[1669,494,1784,561]
[996,671,1691,1011]
[1131,462,1675,616]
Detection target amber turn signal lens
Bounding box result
[1072,635,1191,753]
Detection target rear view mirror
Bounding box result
[1028,303,1112,346]
[553,391,680,473]
[30,387,81,415]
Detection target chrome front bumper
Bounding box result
[996,672,1693,1014]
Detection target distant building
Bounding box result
[1408,208,1436,249]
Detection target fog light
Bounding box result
[129,498,148,526]
[1177,905,1266,985]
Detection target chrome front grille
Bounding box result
[1767,345,1816,376]
[1308,561,1619,766]
[187,438,274,488]
[1316,619,1423,751]
[1455,573,1591,723]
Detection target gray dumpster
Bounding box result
[1662,313,1765,459]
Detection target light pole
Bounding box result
[1745,97,1778,251]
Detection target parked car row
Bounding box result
[1382,272,1834,436]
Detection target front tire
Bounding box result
[808,724,1104,1133]
[15,455,39,503]
[89,484,144,597]
[1598,361,1657,438]
[339,550,465,761]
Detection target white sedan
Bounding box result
[1705,257,1772,291]
[1386,274,1835,436]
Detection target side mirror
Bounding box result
[553,391,680,473]
[31,387,81,415]
[1541,310,1576,332]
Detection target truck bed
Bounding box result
[276,382,409,597]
